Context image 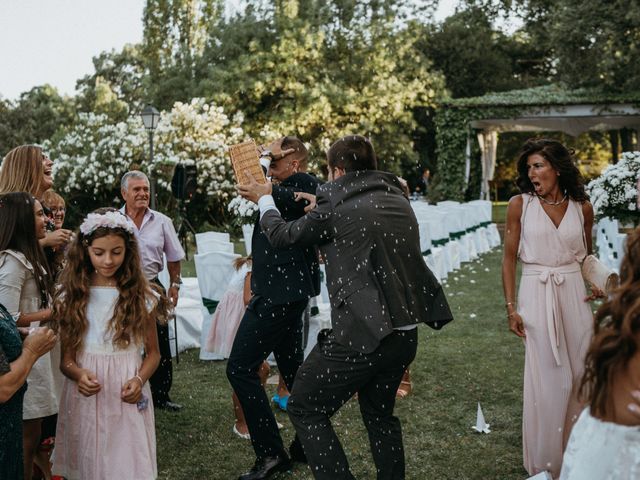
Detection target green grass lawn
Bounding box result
[156,247,530,479]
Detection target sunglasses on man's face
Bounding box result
[260,149,293,162]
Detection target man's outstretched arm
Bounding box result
[259,191,332,248]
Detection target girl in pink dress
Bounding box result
[205,256,252,358]
[51,208,161,480]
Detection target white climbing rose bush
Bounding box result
[587,151,640,224]
[45,98,253,225]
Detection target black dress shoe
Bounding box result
[238,455,291,480]
[289,438,307,464]
[155,400,182,411]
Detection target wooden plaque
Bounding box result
[228,140,266,184]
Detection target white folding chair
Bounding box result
[197,238,235,254]
[194,251,240,360]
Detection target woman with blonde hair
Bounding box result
[0,145,72,250]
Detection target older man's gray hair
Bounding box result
[121,170,149,191]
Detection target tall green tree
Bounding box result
[143,0,222,108]
[550,0,640,91]
[463,0,640,91]
[0,85,76,157]
[75,44,147,118]
[418,5,551,98]
[197,0,445,174]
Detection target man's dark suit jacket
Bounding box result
[251,172,321,305]
[260,170,453,353]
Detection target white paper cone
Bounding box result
[471,402,491,433]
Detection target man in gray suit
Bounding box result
[238,135,453,480]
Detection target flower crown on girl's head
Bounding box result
[79,211,135,237]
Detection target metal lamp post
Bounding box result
[140,104,160,210]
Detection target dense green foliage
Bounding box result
[1,0,636,220]
[433,85,640,200]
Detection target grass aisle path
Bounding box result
[156,246,529,479]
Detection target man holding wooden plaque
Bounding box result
[227,136,320,480]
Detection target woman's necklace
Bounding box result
[538,193,568,206]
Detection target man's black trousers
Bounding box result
[226,295,307,459]
[288,328,418,480]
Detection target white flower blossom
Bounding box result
[587,151,640,222]
[44,100,272,222]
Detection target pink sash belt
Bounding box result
[521,262,581,367]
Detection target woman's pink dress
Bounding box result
[53,287,157,480]
[518,194,593,479]
[205,263,250,358]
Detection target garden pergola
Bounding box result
[434,85,640,201]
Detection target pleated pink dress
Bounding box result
[52,287,157,480]
[517,194,593,479]
[205,263,250,358]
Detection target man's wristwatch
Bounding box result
[170,277,182,290]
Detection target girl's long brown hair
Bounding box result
[53,208,155,351]
[0,192,52,306]
[579,228,640,417]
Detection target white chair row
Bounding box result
[595,217,627,273]
[410,199,501,281]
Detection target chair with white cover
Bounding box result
[241,224,254,255]
[595,218,614,269]
[469,199,500,248]
[168,277,204,356]
[604,218,625,269]
[195,231,231,245]
[423,207,456,275]
[194,250,240,360]
[461,202,489,254]
[439,204,477,263]
[428,205,461,270]
[411,202,448,277]
[197,238,235,254]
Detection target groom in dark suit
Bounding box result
[238,135,453,480]
[227,136,320,480]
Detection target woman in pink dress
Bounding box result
[52,209,160,480]
[502,138,603,479]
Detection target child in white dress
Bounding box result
[561,229,640,479]
[52,208,161,480]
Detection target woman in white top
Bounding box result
[0,192,56,479]
[560,228,640,479]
